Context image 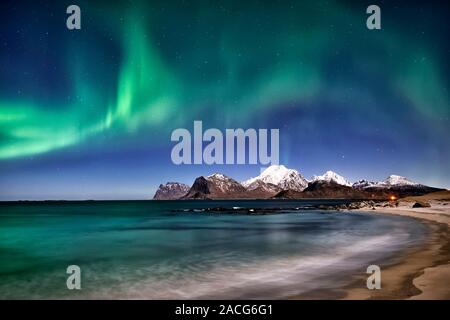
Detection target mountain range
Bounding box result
[153,165,444,200]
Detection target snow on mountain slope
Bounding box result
[205,173,245,193]
[312,170,352,187]
[380,175,418,186]
[242,165,308,192]
[353,175,419,189]
[352,179,377,189]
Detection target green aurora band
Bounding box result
[0,1,448,160]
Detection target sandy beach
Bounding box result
[342,192,450,300]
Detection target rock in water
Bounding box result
[412,201,431,208]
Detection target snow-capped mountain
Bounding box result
[153,182,190,200]
[242,165,308,192]
[312,170,352,187]
[154,170,443,200]
[353,175,418,189]
[350,174,442,197]
[378,175,418,187]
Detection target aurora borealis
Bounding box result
[0,0,449,199]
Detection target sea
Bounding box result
[0,200,427,299]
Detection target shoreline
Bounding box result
[341,203,450,300]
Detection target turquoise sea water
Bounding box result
[0,200,426,299]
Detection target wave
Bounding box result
[83,234,409,299]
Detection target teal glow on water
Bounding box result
[0,200,426,299]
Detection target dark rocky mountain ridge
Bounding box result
[153,166,445,200]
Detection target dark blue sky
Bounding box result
[0,0,449,200]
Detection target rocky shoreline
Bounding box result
[170,199,437,215]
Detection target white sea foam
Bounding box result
[83,234,406,299]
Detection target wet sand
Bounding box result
[342,201,450,300]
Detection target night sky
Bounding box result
[0,0,449,200]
